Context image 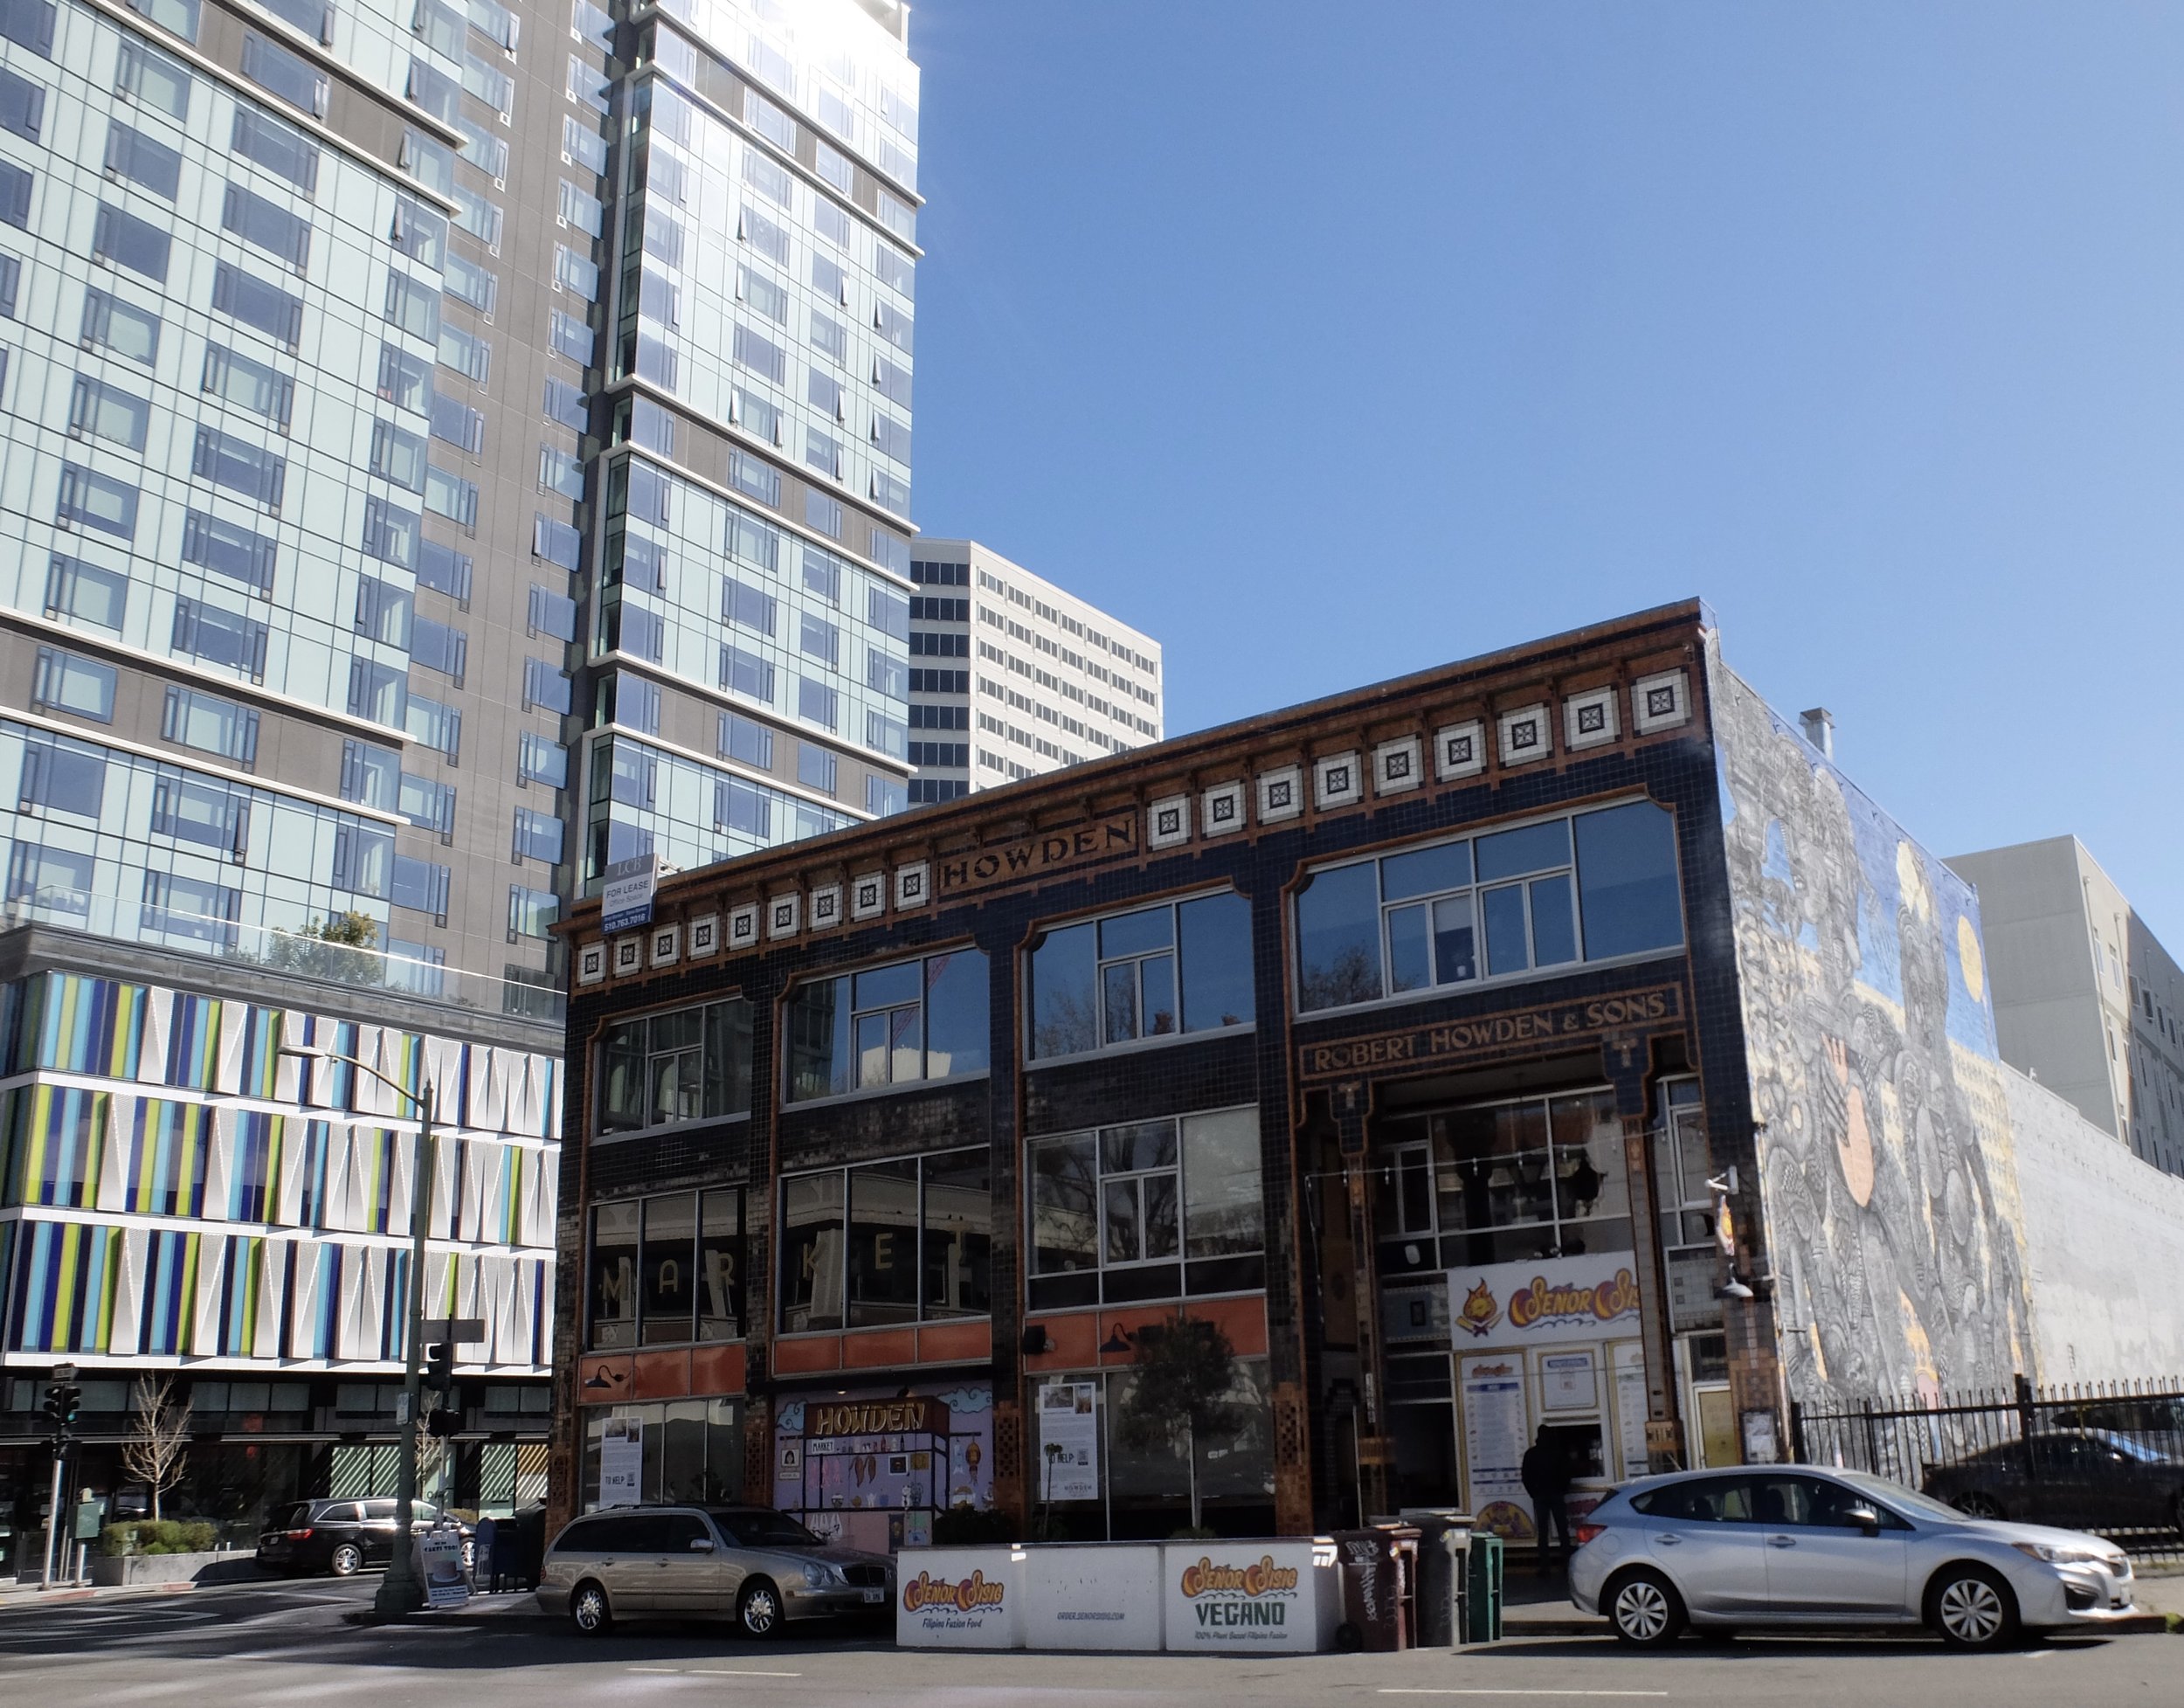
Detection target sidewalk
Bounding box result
[1492,1556,2184,1640]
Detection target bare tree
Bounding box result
[121,1377,193,1523]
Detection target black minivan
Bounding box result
[257,1498,468,1577]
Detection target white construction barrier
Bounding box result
[1162,1541,1340,1653]
[896,1545,1025,1649]
[1020,1542,1166,1651]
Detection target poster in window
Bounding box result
[1611,1343,1650,1480]
[598,1416,642,1507]
[1539,1349,1598,1412]
[1037,1380,1101,1502]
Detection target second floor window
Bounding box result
[784,950,989,1102]
[778,1146,992,1332]
[588,1187,744,1349]
[1026,891,1254,1061]
[597,998,753,1136]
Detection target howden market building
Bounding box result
[548,599,2042,1544]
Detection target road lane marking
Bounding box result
[626,1667,804,1678]
[1379,1692,1672,1700]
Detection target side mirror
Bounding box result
[689,1536,716,1552]
[1846,1506,1881,1538]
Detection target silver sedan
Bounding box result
[537,1504,894,1637]
[1568,1465,2138,1649]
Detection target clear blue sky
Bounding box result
[905,2,2184,942]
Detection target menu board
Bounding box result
[1458,1355,1532,1539]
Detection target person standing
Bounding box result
[1521,1427,1573,1570]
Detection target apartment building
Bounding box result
[1946,837,2184,1178]
[906,538,1162,804]
[0,0,924,1557]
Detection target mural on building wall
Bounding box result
[1707,652,2035,1403]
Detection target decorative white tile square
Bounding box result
[1435,720,1487,780]
[648,923,681,968]
[850,873,887,920]
[1498,704,1552,766]
[727,902,761,949]
[577,942,606,985]
[1201,779,1246,836]
[1256,766,1303,824]
[1564,687,1620,750]
[1314,751,1362,809]
[612,937,643,978]
[687,914,719,958]
[808,884,843,930]
[766,892,801,939]
[1374,736,1423,794]
[1633,668,1690,734]
[1148,793,1192,848]
[895,861,930,909]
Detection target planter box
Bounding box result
[91,1548,254,1587]
[1162,1541,1340,1653]
[1020,1542,1165,1651]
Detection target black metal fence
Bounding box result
[1791,1375,2184,1559]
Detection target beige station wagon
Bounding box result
[537,1504,894,1637]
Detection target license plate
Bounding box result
[861,1587,886,1604]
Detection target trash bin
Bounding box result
[1397,1510,1472,1649]
[1462,1532,1504,1643]
[1330,1525,1420,1650]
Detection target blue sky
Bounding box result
[904,2,2184,941]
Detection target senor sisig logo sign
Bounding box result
[1168,1550,1329,1649]
[903,1569,1007,1617]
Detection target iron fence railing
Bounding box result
[1792,1374,2184,1559]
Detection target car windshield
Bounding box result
[1838,1471,1980,1523]
[2086,1430,2174,1463]
[709,1509,822,1548]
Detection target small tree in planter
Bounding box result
[121,1376,193,1524]
[1114,1310,1238,1534]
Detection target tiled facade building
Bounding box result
[905,539,1163,804]
[556,600,2162,1545]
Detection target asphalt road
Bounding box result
[0,1575,2177,1706]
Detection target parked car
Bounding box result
[537,1504,894,1637]
[256,1498,472,1578]
[2038,1400,2184,1460]
[1923,1429,2184,1532]
[1568,1464,2137,1649]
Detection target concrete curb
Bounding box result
[1493,1611,2178,1640]
[0,1580,200,1611]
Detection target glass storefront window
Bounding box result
[1027,1108,1263,1310]
[779,1146,991,1332]
[1026,890,1253,1061]
[1380,1089,1630,1272]
[588,1189,744,1349]
[596,997,752,1135]
[784,949,988,1103]
[579,1398,743,1510]
[1296,800,1684,1012]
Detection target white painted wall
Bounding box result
[2006,1067,2184,1381]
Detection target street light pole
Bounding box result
[281,1046,433,1617]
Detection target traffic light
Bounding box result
[425,1405,459,1440]
[42,1380,80,1434]
[423,1340,455,1394]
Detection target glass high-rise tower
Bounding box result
[0,0,920,1559]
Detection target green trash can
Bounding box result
[1462,1532,1503,1643]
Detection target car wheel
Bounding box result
[736,1577,783,1640]
[1606,1569,1687,1647]
[570,1580,612,1637]
[328,1542,364,1578]
[1952,1491,2006,1521]
[1927,1565,2020,1650]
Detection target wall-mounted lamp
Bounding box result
[1099,1327,1132,1356]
